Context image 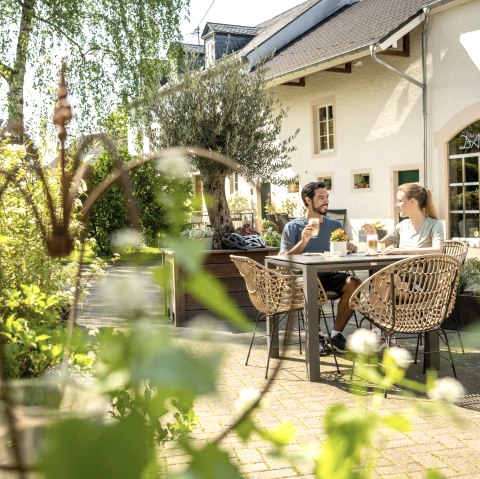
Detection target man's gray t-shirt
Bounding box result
[383,217,444,249]
[280,216,343,254]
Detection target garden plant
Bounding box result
[0,56,468,479]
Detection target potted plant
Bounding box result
[445,257,480,331]
[330,228,348,256]
[180,225,214,249]
[371,220,388,240]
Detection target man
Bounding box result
[280,181,361,354]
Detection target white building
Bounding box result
[134,0,480,242]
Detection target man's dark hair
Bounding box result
[301,181,326,207]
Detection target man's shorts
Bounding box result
[317,272,355,297]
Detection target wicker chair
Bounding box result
[230,255,336,378]
[349,254,461,384]
[442,240,469,353]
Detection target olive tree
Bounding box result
[148,56,298,248]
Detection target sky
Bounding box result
[180,0,306,45]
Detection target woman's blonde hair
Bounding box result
[398,182,439,219]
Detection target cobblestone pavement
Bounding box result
[78,263,480,479]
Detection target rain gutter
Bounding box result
[370,8,430,186]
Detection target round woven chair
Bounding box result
[230,255,337,379]
[442,240,469,354]
[349,254,461,382]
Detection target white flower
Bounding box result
[347,328,379,355]
[111,228,143,249]
[155,154,190,177]
[99,274,150,317]
[386,347,412,369]
[427,377,465,403]
[234,388,261,412]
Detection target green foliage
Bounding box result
[0,139,104,377]
[227,192,256,215]
[280,198,300,217]
[458,257,480,293]
[261,219,282,247]
[87,147,192,254]
[0,0,189,134]
[148,55,299,243]
[1,134,463,479]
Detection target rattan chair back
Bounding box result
[230,255,305,316]
[349,254,461,334]
[443,240,468,265]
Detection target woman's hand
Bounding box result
[380,245,399,255]
[362,223,377,235]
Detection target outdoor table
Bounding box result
[265,252,440,382]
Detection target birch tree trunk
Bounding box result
[4,0,35,139]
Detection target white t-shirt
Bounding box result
[383,217,444,249]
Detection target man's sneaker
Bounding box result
[329,333,347,353]
[319,335,327,356]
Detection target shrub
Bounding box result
[87,148,192,255]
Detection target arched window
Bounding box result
[448,120,480,238]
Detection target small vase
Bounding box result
[330,241,347,256]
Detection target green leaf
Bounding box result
[35,334,51,342]
[381,413,411,433]
[164,238,209,274]
[235,416,257,441]
[40,413,154,479]
[186,272,250,332]
[259,422,296,447]
[173,443,243,479]
[424,469,445,479]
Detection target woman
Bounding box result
[364,183,445,347]
[363,182,444,255]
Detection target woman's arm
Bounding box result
[362,223,394,246]
[381,238,444,255]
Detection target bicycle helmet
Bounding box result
[222,233,266,250]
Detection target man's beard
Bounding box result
[313,205,328,215]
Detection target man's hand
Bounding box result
[301,224,314,243]
[347,242,357,253]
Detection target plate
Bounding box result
[302,252,323,256]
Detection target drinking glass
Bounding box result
[366,234,378,255]
[308,218,320,238]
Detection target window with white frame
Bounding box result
[318,105,334,151]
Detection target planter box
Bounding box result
[162,247,279,326]
[443,292,480,331]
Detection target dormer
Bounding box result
[201,23,258,67]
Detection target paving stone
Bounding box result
[78,263,480,479]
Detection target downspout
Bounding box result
[370,8,430,185]
[422,7,430,187]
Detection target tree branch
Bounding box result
[29,12,87,61]
[0,61,14,83]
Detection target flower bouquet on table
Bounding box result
[330,228,348,242]
[329,228,348,256]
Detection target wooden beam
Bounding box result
[380,33,410,57]
[326,62,352,73]
[281,77,305,87]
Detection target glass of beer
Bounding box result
[308,218,320,238]
[367,234,378,255]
